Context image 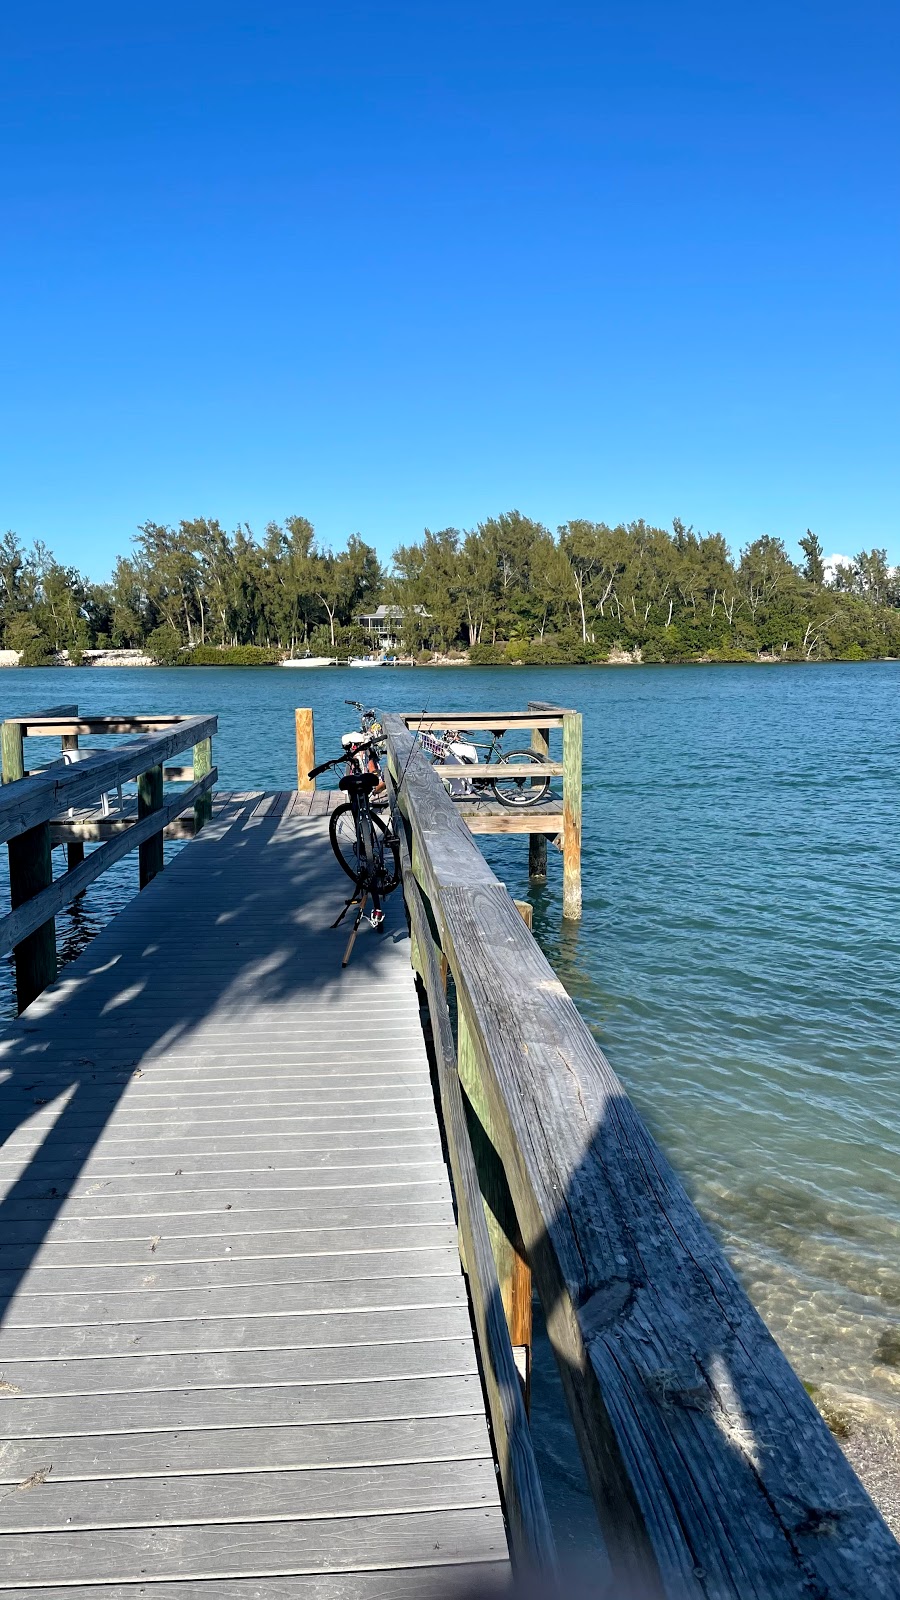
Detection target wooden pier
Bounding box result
[0,702,898,1596]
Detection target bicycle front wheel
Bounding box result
[329,804,400,893]
[490,749,552,808]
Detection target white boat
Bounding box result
[280,656,337,668]
[349,656,384,667]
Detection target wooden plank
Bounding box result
[4,1222,458,1269]
[4,704,79,728]
[461,812,562,835]
[2,1374,487,1439]
[0,1128,442,1164]
[0,715,217,844]
[0,1165,452,1209]
[0,1458,499,1535]
[0,1337,479,1399]
[3,1246,462,1298]
[0,1306,473,1365]
[0,1566,511,1600]
[0,1413,492,1486]
[14,715,195,735]
[0,1506,508,1587]
[526,699,574,715]
[0,1275,466,1328]
[0,771,217,958]
[404,714,566,729]
[0,1181,452,1224]
[0,1201,456,1248]
[432,762,562,778]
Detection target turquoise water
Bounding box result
[2,662,899,1416]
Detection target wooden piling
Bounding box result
[296,708,315,790]
[457,1010,532,1403]
[562,710,582,919]
[1,721,25,784]
[192,736,214,831]
[137,765,164,887]
[9,822,56,1011]
[61,728,85,872]
[528,724,549,880]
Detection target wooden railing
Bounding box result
[0,709,217,1012]
[382,709,900,1595]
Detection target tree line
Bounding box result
[1,512,898,665]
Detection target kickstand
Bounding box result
[341,892,368,967]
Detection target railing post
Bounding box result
[193,736,213,832]
[457,1011,532,1405]
[562,709,582,919]
[1,720,24,784]
[9,823,56,1012]
[295,708,315,790]
[137,765,164,887]
[61,722,85,872]
[528,724,549,880]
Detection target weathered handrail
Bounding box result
[386,764,558,1579]
[0,713,217,1011]
[383,710,900,1596]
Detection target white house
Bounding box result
[355,604,429,650]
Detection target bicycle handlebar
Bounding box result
[308,737,378,780]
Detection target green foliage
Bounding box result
[5,613,56,665]
[0,512,896,670]
[183,644,282,666]
[144,624,183,665]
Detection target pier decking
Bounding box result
[0,801,508,1596]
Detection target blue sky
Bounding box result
[1,1,897,578]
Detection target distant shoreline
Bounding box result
[0,650,897,670]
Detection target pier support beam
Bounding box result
[61,728,85,872]
[562,710,582,919]
[0,720,56,1010]
[528,724,549,880]
[1,720,24,785]
[8,823,56,1012]
[193,737,213,832]
[457,1010,532,1404]
[138,764,164,888]
[296,708,315,790]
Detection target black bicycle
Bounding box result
[308,743,400,964]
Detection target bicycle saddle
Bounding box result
[339,770,380,794]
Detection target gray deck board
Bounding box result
[0,1506,507,1588]
[0,1568,511,1600]
[0,808,507,1588]
[0,1413,493,1485]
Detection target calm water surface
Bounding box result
[2,663,898,1416]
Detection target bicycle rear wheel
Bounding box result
[490,749,551,807]
[329,803,400,893]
